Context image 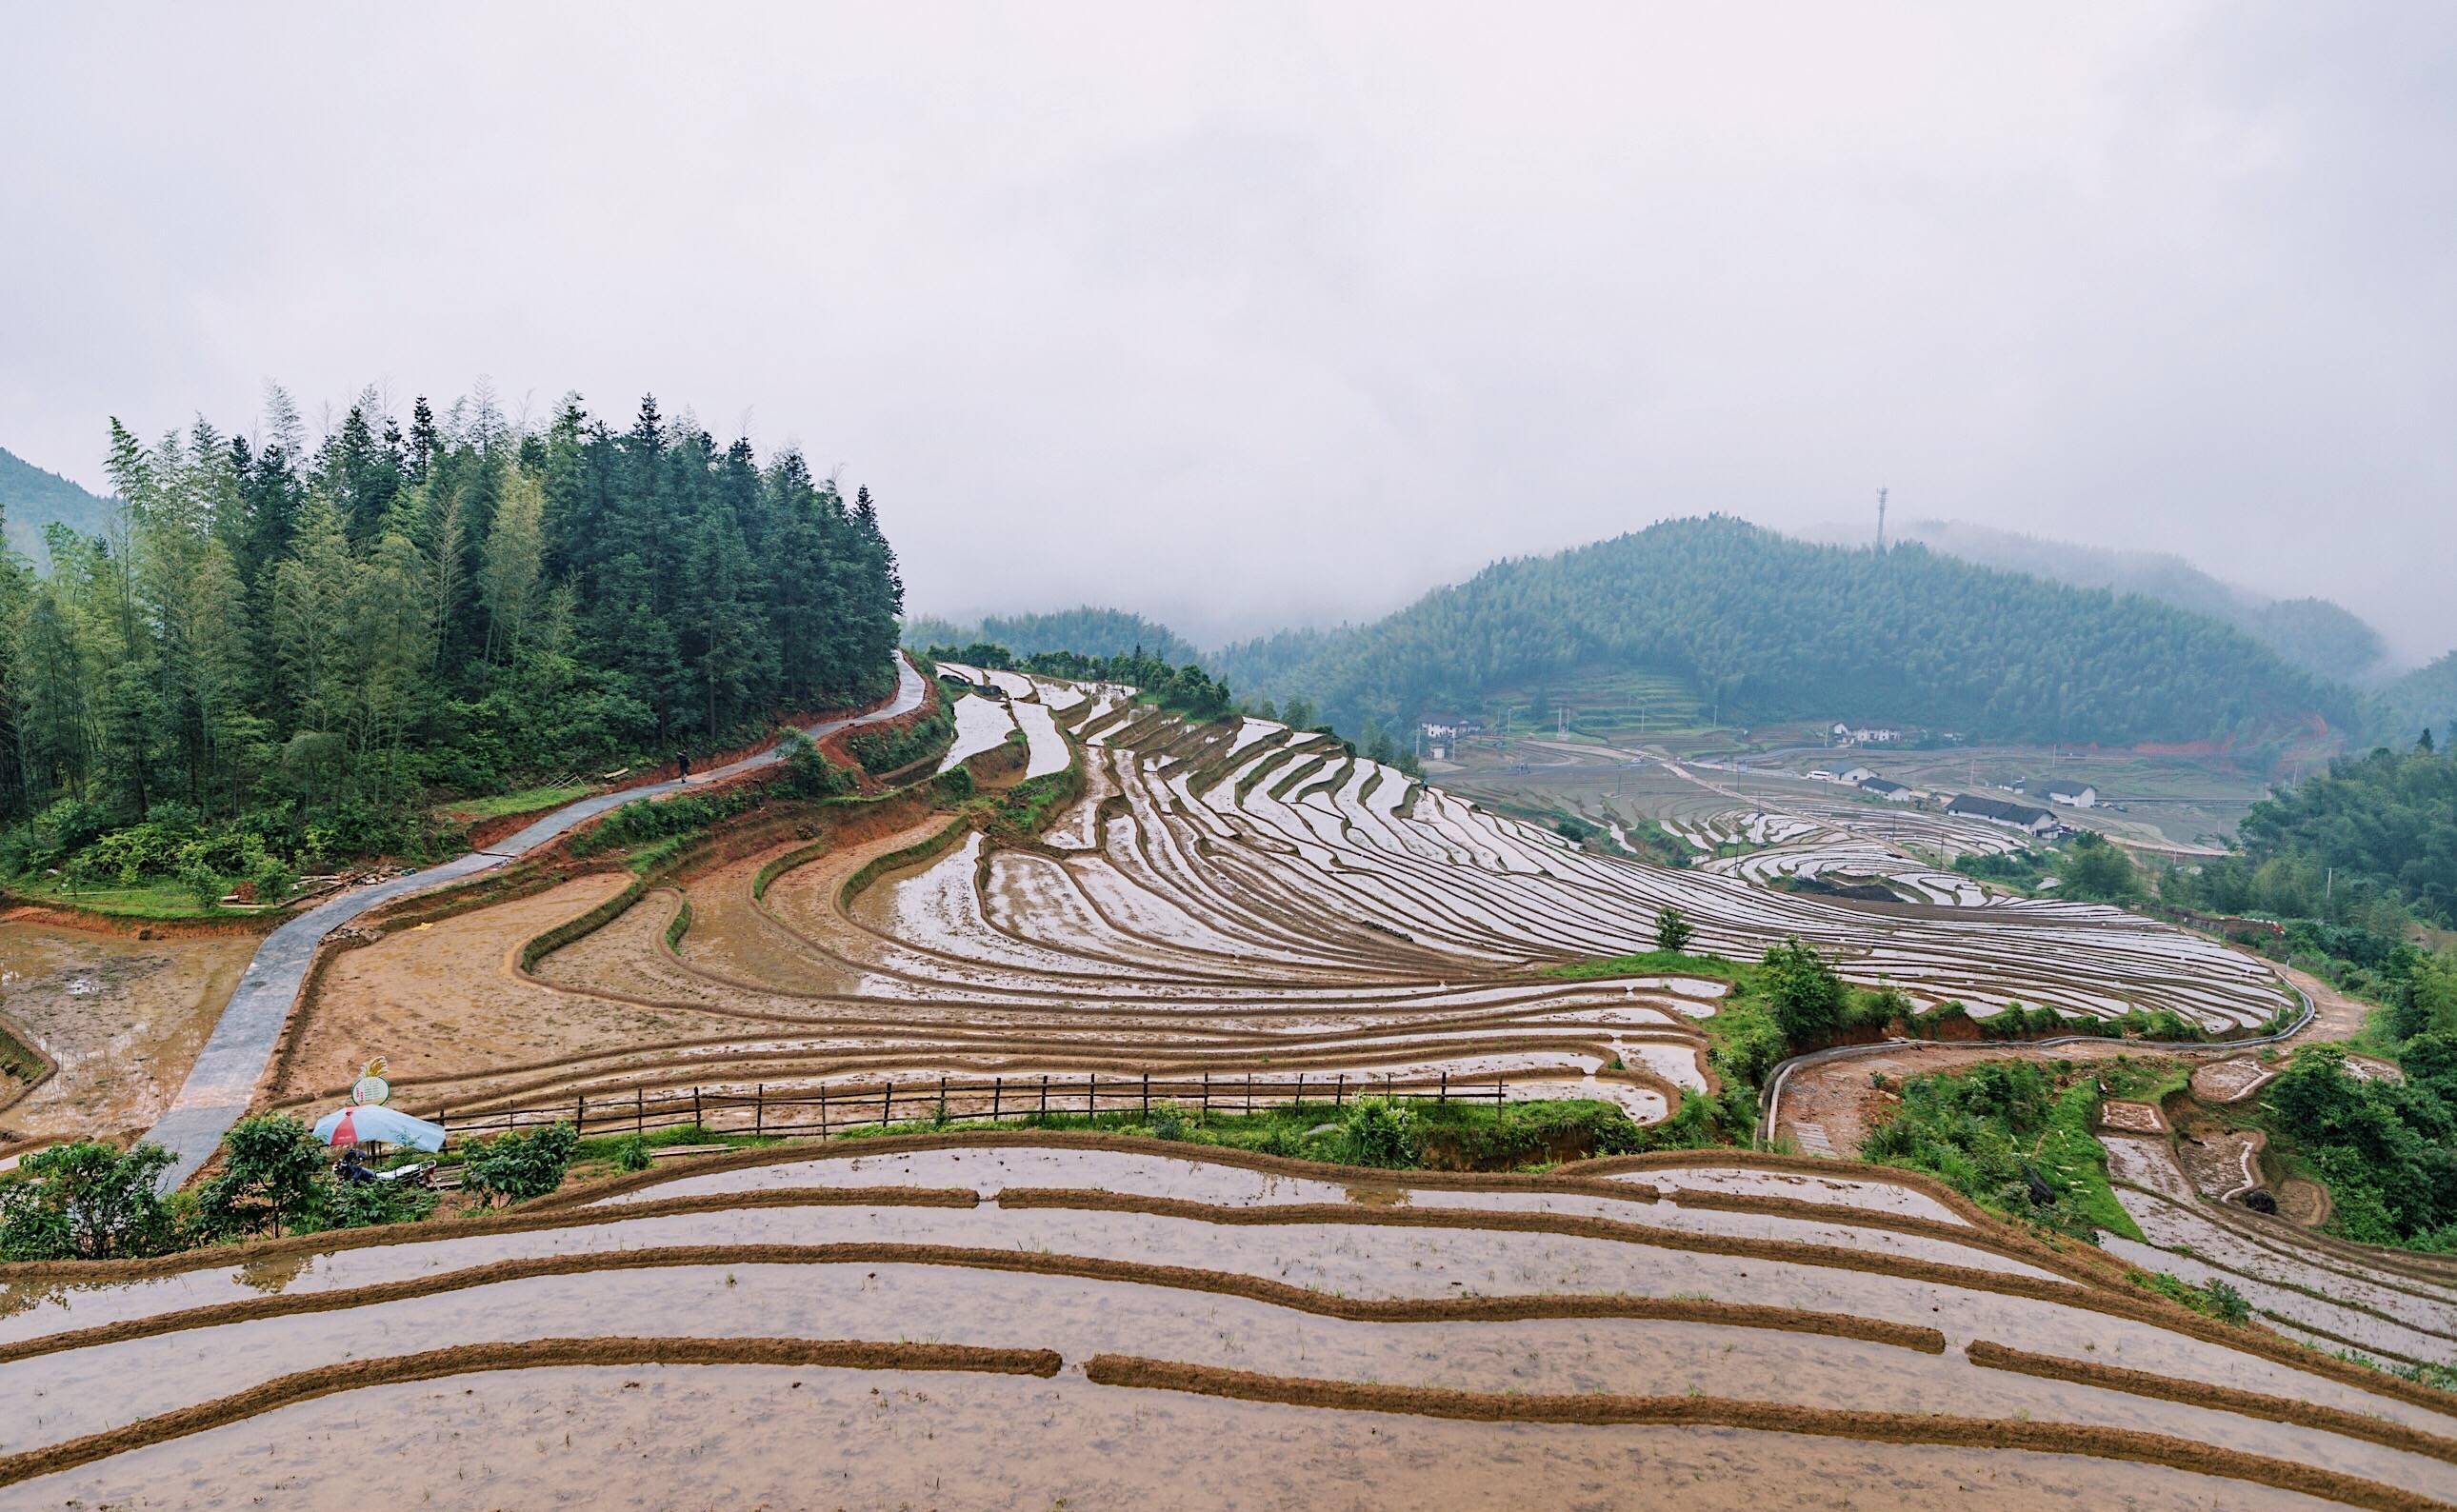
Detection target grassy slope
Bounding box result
[433,783,595,825]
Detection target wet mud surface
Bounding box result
[0,924,252,1143]
[11,1363,2374,1511]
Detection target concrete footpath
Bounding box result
[142,654,929,1186]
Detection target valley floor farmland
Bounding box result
[11,663,2440,1508]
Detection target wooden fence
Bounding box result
[435,1070,1510,1143]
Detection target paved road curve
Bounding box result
[142,654,929,1186]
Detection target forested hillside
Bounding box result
[2381,651,2457,745]
[0,388,902,891]
[1864,518,2387,684]
[1212,517,2356,748]
[2233,740,2457,926]
[904,606,1196,665]
[0,444,114,569]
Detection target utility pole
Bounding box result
[1876,487,1888,553]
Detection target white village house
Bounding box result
[2036,778,2098,808]
[1948,793,2059,836]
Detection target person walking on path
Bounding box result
[675,749,691,784]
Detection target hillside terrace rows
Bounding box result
[255,672,2295,1139]
[2,1136,2450,1508]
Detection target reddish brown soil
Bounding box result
[0,923,254,1144]
[2277,1176,2333,1228]
[2282,964,2375,1044]
[277,875,756,1099]
[2171,1112,2265,1200]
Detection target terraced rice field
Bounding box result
[8,667,2443,1504]
[2103,1135,2457,1381]
[250,676,2297,1144]
[5,1136,2451,1508]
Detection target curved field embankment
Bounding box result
[8,1136,2452,1506]
[1080,1356,2447,1512]
[0,1336,1059,1490]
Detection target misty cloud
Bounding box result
[5,2,2451,659]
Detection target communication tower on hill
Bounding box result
[1876,487,1888,553]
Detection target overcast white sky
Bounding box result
[6,4,2452,661]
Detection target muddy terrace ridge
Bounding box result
[137,654,929,1188]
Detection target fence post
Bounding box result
[1040,1074,1049,1114]
[635,1086,644,1134]
[576,1094,586,1136]
[1088,1071,1096,1118]
[1246,1072,1253,1114]
[1142,1072,1149,1115]
[1292,1074,1302,1108]
[938,1074,948,1123]
[1335,1073,1345,1106]
[1201,1072,1209,1112]
[819,1083,829,1137]
[884,1081,893,1126]
[1439,1071,1448,1104]
[754,1084,764,1138]
[692,1085,703,1132]
[991,1076,1002,1121]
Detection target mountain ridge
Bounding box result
[1209,516,2357,752]
[1807,517,2389,685]
[0,443,115,567]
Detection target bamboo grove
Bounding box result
[0,388,903,886]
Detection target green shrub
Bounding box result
[1344,1097,1419,1167]
[779,729,856,798]
[1863,1062,2139,1241]
[463,1123,580,1204]
[2060,829,2141,902]
[932,766,975,803]
[1760,936,1847,1044]
[0,1141,177,1261]
[1705,1000,1787,1090]
[317,1177,437,1230]
[198,1115,330,1239]
[1653,905,1694,953]
[178,862,226,910]
[1147,1104,1189,1141]
[847,702,955,775]
[2137,1270,2254,1323]
[612,1134,653,1172]
[2207,1277,2252,1323]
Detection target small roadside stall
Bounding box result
[311,1060,448,1186]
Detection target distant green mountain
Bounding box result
[1860,519,2387,685]
[2380,652,2457,745]
[904,606,1200,666]
[1211,517,2358,750]
[0,445,114,567]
